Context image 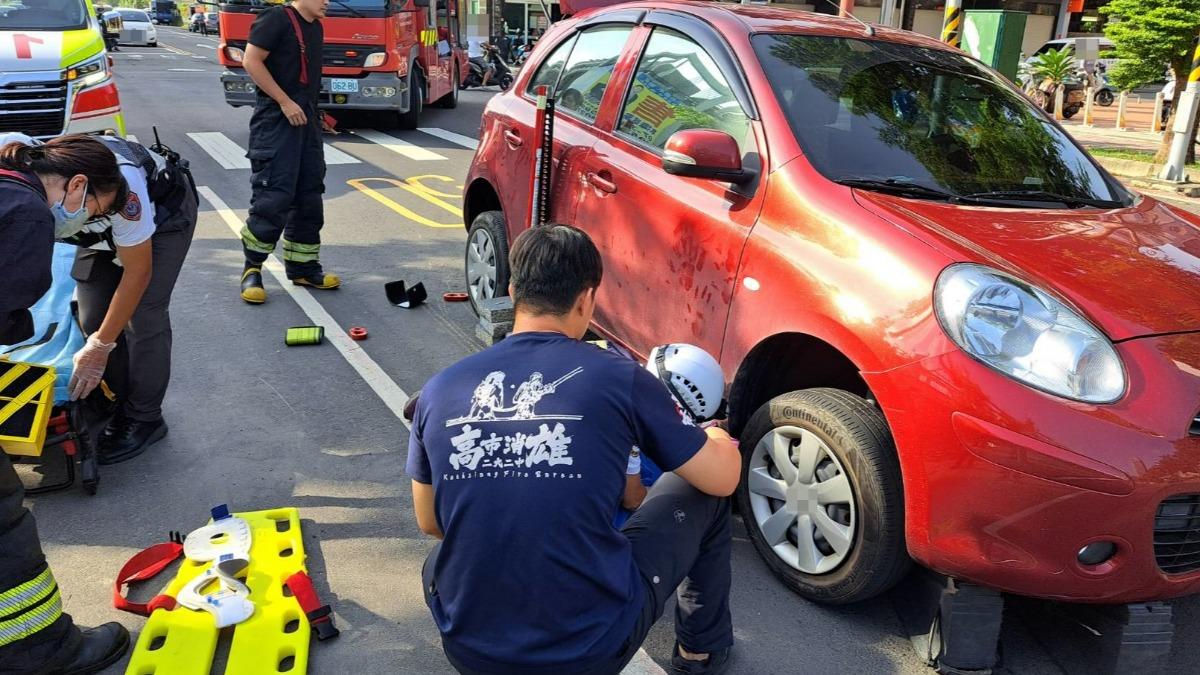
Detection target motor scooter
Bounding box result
[464,45,514,91]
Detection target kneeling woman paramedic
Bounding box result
[0,135,132,675]
[1,132,198,465]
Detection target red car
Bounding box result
[462,2,1200,607]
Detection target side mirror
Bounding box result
[661,129,749,184]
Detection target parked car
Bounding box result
[463,2,1200,607]
[115,8,156,46]
[204,11,218,34]
[1025,36,1117,72]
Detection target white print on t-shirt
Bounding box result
[446,367,583,426]
[442,367,586,478]
[448,422,575,471]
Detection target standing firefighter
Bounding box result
[238,0,339,304]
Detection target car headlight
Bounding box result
[363,52,386,68]
[224,46,245,62]
[934,263,1126,403]
[64,55,109,88]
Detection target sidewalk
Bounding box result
[1058,99,1199,198]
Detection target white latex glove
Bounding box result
[69,334,117,401]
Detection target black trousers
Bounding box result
[0,453,79,674]
[73,201,196,423]
[242,100,327,278]
[426,473,734,675]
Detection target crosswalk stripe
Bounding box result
[352,129,446,161]
[187,132,250,170]
[417,127,478,150]
[323,144,360,165]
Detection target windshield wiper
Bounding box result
[836,178,958,202]
[327,0,364,17]
[959,190,1123,209]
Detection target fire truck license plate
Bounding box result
[330,79,358,93]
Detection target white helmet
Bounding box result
[645,343,727,423]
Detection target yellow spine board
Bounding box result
[125,508,311,675]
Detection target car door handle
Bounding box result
[503,129,522,148]
[587,172,617,194]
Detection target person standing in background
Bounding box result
[238,0,340,304]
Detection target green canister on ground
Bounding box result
[285,326,324,346]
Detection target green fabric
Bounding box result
[282,240,320,263]
[241,225,276,254]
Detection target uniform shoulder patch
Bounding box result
[121,192,142,221]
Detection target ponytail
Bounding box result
[0,134,127,212]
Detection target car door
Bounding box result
[495,22,636,238]
[573,16,766,359]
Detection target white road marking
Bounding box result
[196,43,216,49]
[417,127,478,150]
[160,54,173,58]
[352,129,446,161]
[187,132,250,170]
[197,186,412,430]
[126,54,143,59]
[168,68,205,72]
[323,144,360,165]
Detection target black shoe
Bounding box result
[98,418,167,465]
[53,622,130,675]
[99,410,128,452]
[668,643,731,675]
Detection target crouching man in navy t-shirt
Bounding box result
[406,224,741,675]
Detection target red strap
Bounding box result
[284,7,309,87]
[113,541,184,616]
[285,571,339,640]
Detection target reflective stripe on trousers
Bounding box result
[0,568,62,647]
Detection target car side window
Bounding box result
[527,34,578,96]
[554,25,633,124]
[617,28,750,153]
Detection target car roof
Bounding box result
[568,0,953,51]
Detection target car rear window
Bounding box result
[753,34,1127,204]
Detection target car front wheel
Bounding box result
[465,210,509,317]
[736,388,909,604]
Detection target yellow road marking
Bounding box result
[163,44,196,57]
[348,177,461,229]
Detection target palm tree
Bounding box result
[1023,46,1078,113]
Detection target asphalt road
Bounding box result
[17,26,1200,675]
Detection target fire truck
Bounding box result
[217,0,467,129]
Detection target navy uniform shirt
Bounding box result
[0,171,52,343]
[407,331,708,673]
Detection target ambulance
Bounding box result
[0,0,125,140]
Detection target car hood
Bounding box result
[854,191,1200,340]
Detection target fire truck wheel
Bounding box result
[437,62,460,109]
[399,67,424,130]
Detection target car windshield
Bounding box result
[753,34,1128,206]
[0,0,89,30]
[118,9,149,21]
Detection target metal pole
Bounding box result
[1161,36,1200,182]
[941,0,962,48]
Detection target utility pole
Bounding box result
[1161,35,1200,183]
[941,0,962,48]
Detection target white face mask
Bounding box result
[51,177,90,239]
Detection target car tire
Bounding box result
[465,210,510,317]
[736,388,910,604]
[398,67,424,130]
[437,63,459,109]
